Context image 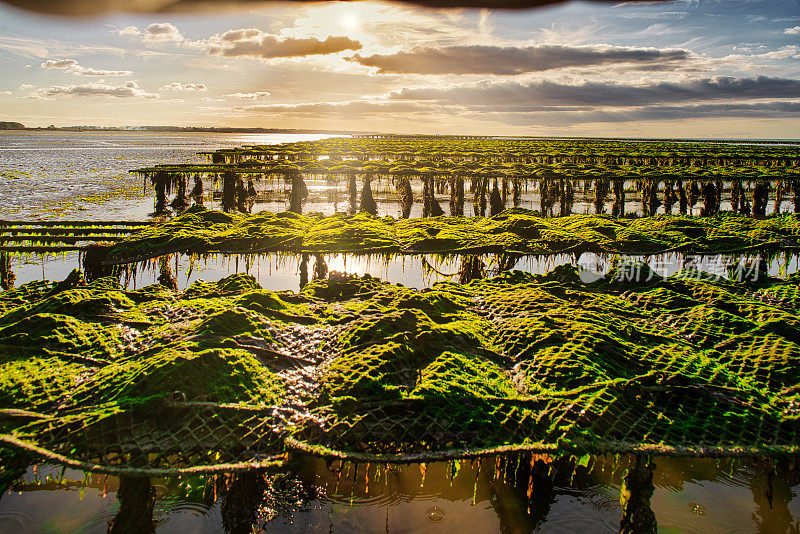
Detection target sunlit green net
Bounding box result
[104,207,800,263]
[1,261,798,474]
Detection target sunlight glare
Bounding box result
[341,13,359,33]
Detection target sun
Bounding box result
[341,13,359,33]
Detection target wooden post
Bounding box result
[221,471,266,534]
[289,174,308,215]
[0,252,15,290]
[221,171,236,212]
[490,179,504,216]
[108,476,156,534]
[619,455,657,534]
[359,175,378,215]
[397,177,413,219]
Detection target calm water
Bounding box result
[1,455,798,533]
[1,132,799,532]
[0,131,340,221]
[3,131,792,222]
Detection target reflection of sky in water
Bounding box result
[1,456,797,533]
[7,251,797,293]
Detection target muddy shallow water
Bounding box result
[1,455,798,533]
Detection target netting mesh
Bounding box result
[1,263,799,474]
[105,206,800,263]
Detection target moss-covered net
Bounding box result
[104,206,800,263]
[1,261,798,473]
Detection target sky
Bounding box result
[0,0,798,137]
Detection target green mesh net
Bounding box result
[1,263,798,474]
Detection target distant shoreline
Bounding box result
[0,124,371,135]
[0,124,797,144]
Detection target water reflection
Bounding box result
[1,455,798,533]
[6,249,798,294]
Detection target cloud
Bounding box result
[27,81,158,99]
[224,91,271,99]
[479,101,800,127]
[18,84,34,90]
[114,23,182,42]
[160,82,208,91]
[143,22,182,42]
[350,44,693,75]
[113,26,142,37]
[785,26,800,35]
[206,28,361,59]
[218,99,434,118]
[40,58,132,76]
[389,76,800,108]
[0,91,11,96]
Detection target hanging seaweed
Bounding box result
[190,175,204,206]
[539,174,558,217]
[753,179,769,217]
[220,471,266,534]
[396,176,414,219]
[498,253,518,272]
[793,179,800,214]
[688,180,700,211]
[169,175,190,212]
[594,177,610,214]
[221,171,237,213]
[562,178,574,216]
[0,252,14,290]
[235,176,248,214]
[157,256,178,291]
[82,243,116,282]
[501,178,509,206]
[773,180,787,215]
[448,176,465,216]
[700,181,718,217]
[313,254,328,280]
[513,178,522,207]
[676,179,688,215]
[472,176,483,216]
[299,253,309,288]
[348,174,358,212]
[731,178,743,213]
[359,175,378,216]
[612,178,626,218]
[490,178,504,216]
[246,177,257,213]
[663,179,676,214]
[107,477,156,534]
[151,171,171,215]
[619,456,657,534]
[289,174,309,215]
[458,255,485,284]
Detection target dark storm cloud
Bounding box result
[480,101,800,127]
[390,76,800,108]
[207,29,362,59]
[349,44,692,75]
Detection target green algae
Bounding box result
[0,263,798,473]
[106,207,800,264]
